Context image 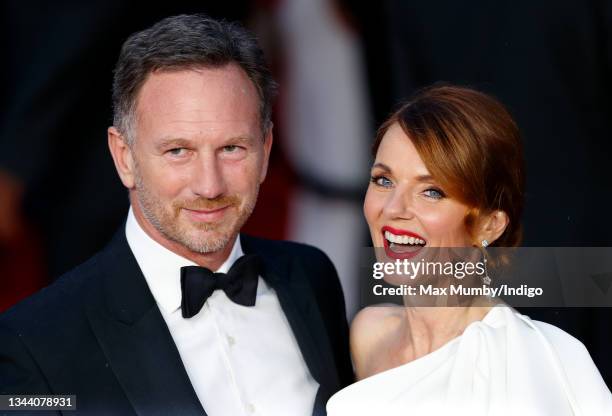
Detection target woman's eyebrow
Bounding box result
[371,162,391,172]
[372,164,434,181]
[415,174,435,182]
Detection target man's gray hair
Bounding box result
[112,14,277,145]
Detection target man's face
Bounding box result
[128,65,271,254]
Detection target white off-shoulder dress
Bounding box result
[327,306,612,415]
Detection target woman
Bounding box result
[327,85,611,415]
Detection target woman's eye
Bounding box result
[423,188,445,199]
[370,175,393,188]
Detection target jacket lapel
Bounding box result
[86,230,206,416]
[241,235,341,408]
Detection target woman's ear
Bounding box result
[477,210,509,245]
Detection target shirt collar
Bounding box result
[125,206,244,314]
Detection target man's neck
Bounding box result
[131,203,235,271]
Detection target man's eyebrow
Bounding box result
[155,136,257,149]
[226,136,255,145]
[155,137,192,149]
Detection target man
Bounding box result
[0,14,353,415]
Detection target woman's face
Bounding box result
[364,123,474,258]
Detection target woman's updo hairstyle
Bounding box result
[374,85,525,247]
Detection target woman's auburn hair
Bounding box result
[373,84,525,247]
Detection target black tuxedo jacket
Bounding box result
[0,230,354,415]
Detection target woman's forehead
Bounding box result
[375,124,431,177]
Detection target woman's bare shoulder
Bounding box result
[350,304,404,379]
[351,304,403,330]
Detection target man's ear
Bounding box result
[259,125,273,184]
[477,210,509,245]
[108,127,136,189]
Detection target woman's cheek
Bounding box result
[363,189,379,224]
[363,191,385,245]
[428,210,471,246]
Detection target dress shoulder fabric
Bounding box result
[326,306,612,415]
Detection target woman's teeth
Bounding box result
[384,230,426,246]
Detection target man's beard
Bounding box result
[133,170,258,254]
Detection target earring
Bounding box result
[481,240,491,285]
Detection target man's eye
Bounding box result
[370,175,393,188]
[423,188,445,199]
[167,148,187,156]
[223,145,240,152]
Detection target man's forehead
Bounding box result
[134,65,261,140]
[137,66,258,109]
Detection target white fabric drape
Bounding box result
[327,306,612,415]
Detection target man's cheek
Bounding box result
[225,164,257,191]
[155,170,191,195]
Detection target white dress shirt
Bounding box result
[125,208,319,416]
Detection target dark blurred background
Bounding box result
[1,0,610,387]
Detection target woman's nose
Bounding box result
[383,187,415,220]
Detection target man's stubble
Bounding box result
[132,158,259,254]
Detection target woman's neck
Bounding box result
[398,303,492,360]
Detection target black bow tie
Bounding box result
[180,254,262,318]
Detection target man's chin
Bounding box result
[175,225,235,254]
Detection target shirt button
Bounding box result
[247,403,256,413]
[227,335,235,347]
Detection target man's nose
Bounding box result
[383,187,416,220]
[191,152,227,199]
